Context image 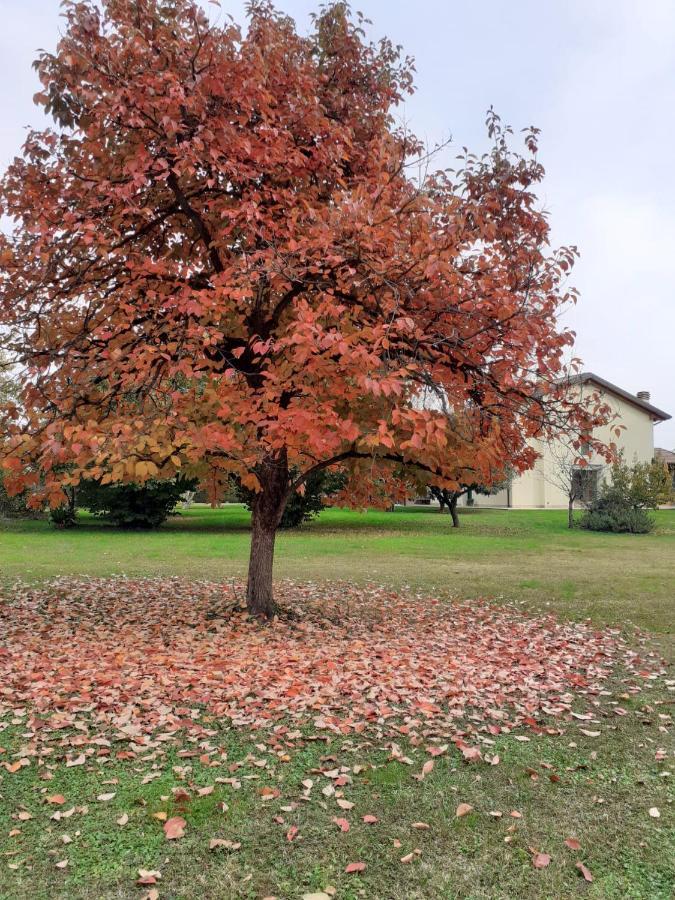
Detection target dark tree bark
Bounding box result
[568,494,575,529]
[245,453,289,618]
[449,493,460,527]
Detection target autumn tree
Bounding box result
[0,0,608,617]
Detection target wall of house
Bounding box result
[472,384,661,509]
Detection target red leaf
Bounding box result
[163,816,186,840]
[345,861,366,874]
[576,861,593,882]
[332,817,350,832]
[533,853,551,869]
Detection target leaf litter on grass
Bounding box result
[0,576,665,768]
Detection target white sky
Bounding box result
[1,0,673,447]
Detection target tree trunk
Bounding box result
[246,506,278,618]
[245,453,288,618]
[449,494,460,527]
[568,495,575,529]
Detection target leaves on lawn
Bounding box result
[0,578,663,771]
[456,803,473,817]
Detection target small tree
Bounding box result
[604,457,672,509]
[542,440,599,529]
[429,478,507,527]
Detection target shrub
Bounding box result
[580,500,654,534]
[77,475,198,528]
[579,458,667,534]
[49,503,77,529]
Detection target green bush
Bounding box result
[49,503,77,529]
[580,500,654,534]
[77,475,198,528]
[579,457,668,534]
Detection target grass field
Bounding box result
[2,504,674,635]
[1,506,673,899]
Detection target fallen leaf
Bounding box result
[576,861,593,882]
[96,793,116,802]
[332,817,350,833]
[533,853,551,869]
[456,803,473,817]
[286,825,298,842]
[197,785,214,796]
[137,869,161,885]
[648,807,660,818]
[66,754,86,767]
[564,838,581,851]
[55,860,68,869]
[419,759,434,779]
[116,813,129,826]
[345,861,366,874]
[411,822,430,829]
[47,795,66,805]
[400,852,415,864]
[362,814,378,824]
[460,745,482,763]
[163,816,186,840]
[336,798,354,811]
[209,839,240,850]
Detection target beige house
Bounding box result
[473,373,671,509]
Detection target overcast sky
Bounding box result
[1,0,673,446]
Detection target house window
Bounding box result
[571,467,600,503]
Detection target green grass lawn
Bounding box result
[2,504,674,635]
[1,506,673,899]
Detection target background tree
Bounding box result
[540,438,601,529]
[0,0,608,617]
[429,475,508,527]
